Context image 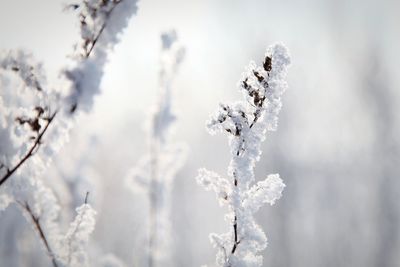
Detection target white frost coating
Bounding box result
[0,52,70,265]
[197,168,231,206]
[2,177,96,267]
[0,52,66,162]
[0,50,47,91]
[9,179,63,265]
[125,30,185,266]
[197,43,290,267]
[0,50,67,210]
[243,174,285,213]
[60,203,97,267]
[63,0,138,112]
[0,0,138,203]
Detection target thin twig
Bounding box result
[0,111,57,187]
[17,201,59,267]
[84,1,121,58]
[84,22,107,58]
[231,173,240,255]
[231,215,240,254]
[84,191,90,204]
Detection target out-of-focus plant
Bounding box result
[126,30,185,267]
[197,43,290,267]
[0,1,138,266]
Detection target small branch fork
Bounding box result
[0,111,57,187]
[17,201,59,267]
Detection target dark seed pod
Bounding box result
[253,71,264,82]
[263,56,272,72]
[34,106,45,116]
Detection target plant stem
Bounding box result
[18,201,59,267]
[148,138,159,267]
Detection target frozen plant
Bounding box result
[17,190,96,267]
[0,50,59,188]
[126,30,185,267]
[59,193,97,267]
[196,43,290,267]
[0,0,138,191]
[64,0,139,113]
[0,0,138,266]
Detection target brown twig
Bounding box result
[231,215,240,254]
[230,173,241,255]
[17,201,59,267]
[84,1,121,58]
[84,22,107,58]
[0,111,57,187]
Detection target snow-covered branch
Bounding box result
[197,168,230,206]
[197,43,290,267]
[0,50,59,187]
[63,0,138,113]
[60,198,97,267]
[0,0,138,265]
[0,0,138,187]
[0,110,57,187]
[17,188,96,267]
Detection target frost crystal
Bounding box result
[197,43,290,267]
